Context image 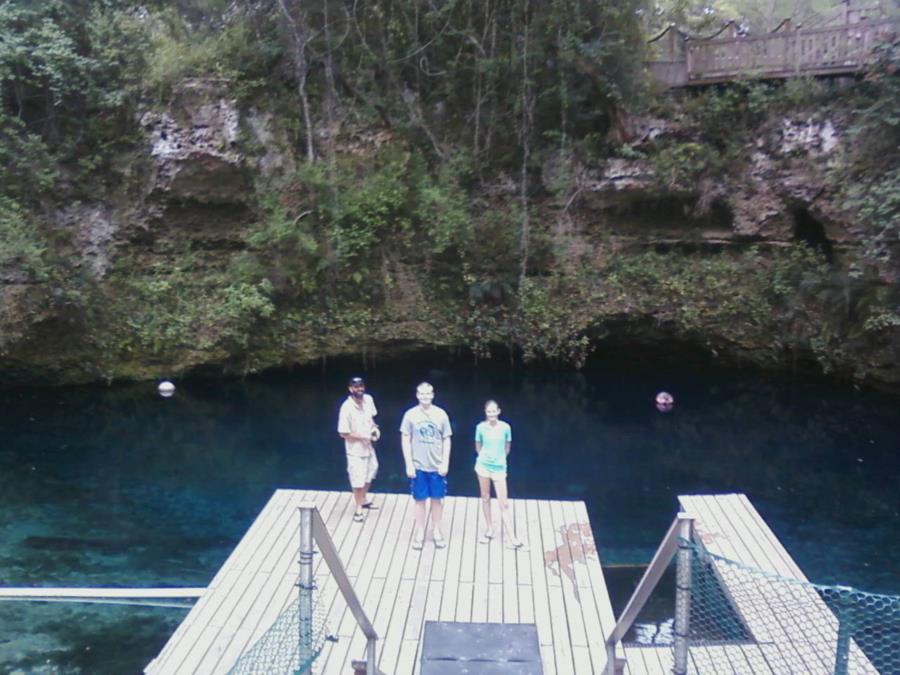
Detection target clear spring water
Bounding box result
[1,351,898,673]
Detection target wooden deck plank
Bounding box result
[147,491,618,675]
[714,494,837,672]
[365,495,413,672]
[328,487,408,675]
[524,500,556,668]
[724,495,875,674]
[538,499,577,674]
[146,490,296,673]
[458,497,478,585]
[212,490,341,672]
[708,494,838,673]
[372,497,418,674]
[438,496,466,621]
[502,502,520,623]
[321,493,402,674]
[573,501,617,639]
[165,490,307,674]
[242,491,346,675]
[680,494,802,673]
[624,645,668,675]
[471,498,490,623]
[334,493,397,637]
[548,500,589,649]
[430,496,457,581]
[680,495,824,674]
[561,500,608,672]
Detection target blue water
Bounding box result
[1,352,898,673]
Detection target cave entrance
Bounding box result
[792,207,833,262]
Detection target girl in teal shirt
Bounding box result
[475,400,523,548]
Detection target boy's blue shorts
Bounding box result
[410,470,447,501]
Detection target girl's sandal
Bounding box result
[479,529,494,544]
[411,534,425,551]
[353,510,365,523]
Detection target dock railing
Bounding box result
[299,503,379,675]
[604,513,695,675]
[229,503,379,675]
[605,506,900,674]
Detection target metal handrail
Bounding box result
[298,503,379,675]
[604,513,695,675]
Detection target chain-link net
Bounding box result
[228,585,329,675]
[684,540,898,674]
[625,540,899,674]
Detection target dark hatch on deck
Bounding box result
[420,621,543,674]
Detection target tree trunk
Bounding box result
[276,0,316,162]
[322,0,340,164]
[518,0,533,287]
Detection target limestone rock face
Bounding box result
[583,113,857,249]
[140,79,249,204]
[1,85,896,389]
[590,159,659,203]
[777,117,840,157]
[54,204,119,278]
[245,109,296,177]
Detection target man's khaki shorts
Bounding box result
[347,452,378,488]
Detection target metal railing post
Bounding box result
[604,514,694,675]
[366,636,377,674]
[833,587,854,675]
[673,513,694,675]
[297,506,315,675]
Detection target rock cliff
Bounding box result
[1,80,897,390]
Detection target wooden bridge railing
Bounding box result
[648,16,899,87]
[687,17,898,83]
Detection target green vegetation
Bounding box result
[0,197,47,280]
[0,1,149,201]
[0,0,897,386]
[831,42,900,265]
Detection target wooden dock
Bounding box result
[677,494,877,674]
[603,493,882,675]
[145,489,620,674]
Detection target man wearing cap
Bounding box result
[400,382,452,549]
[337,377,380,522]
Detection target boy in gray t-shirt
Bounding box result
[400,382,452,550]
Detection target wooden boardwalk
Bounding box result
[145,489,619,674]
[647,12,900,88]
